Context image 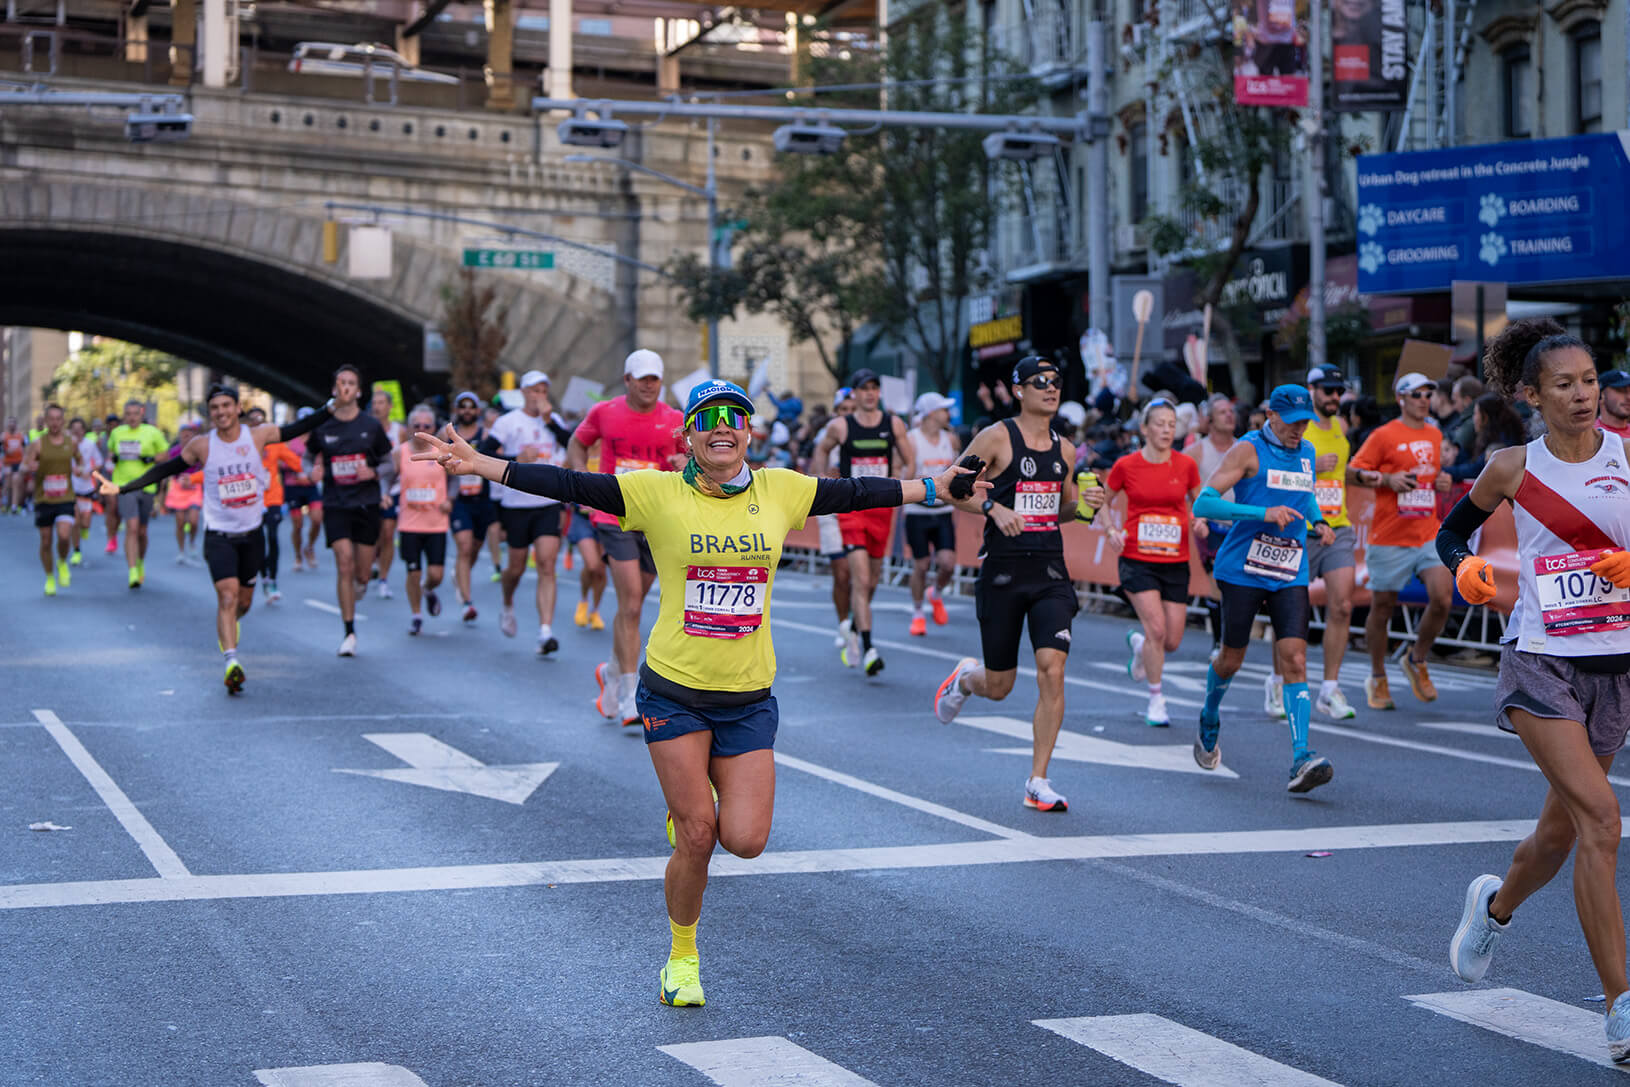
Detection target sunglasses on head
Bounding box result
[1024,374,1060,390]
[688,404,748,433]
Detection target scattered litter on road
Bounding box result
[159,689,175,696]
[28,821,72,832]
[1305,851,1333,858]
[1586,994,1606,1002]
[1093,726,1105,732]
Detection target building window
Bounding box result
[1576,25,1602,133]
[1129,121,1148,223]
[1502,46,1532,138]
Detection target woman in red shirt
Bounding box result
[1105,399,1206,727]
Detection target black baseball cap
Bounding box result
[1306,365,1347,388]
[1601,370,1630,389]
[1012,354,1058,385]
[848,368,881,389]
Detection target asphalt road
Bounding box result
[3,511,1629,1086]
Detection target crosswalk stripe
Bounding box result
[1035,1014,1343,1086]
[253,1063,427,1086]
[658,1037,879,1086]
[1405,988,1628,1072]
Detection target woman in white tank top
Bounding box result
[1435,319,1630,1061]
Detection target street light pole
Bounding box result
[564,144,720,376]
[1306,0,1327,371]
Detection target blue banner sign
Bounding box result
[1355,132,1630,293]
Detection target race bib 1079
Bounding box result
[1534,549,1630,637]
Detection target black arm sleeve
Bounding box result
[501,462,625,516]
[476,435,510,460]
[275,405,330,444]
[1436,495,1497,572]
[371,425,392,463]
[809,476,905,516]
[548,419,574,448]
[119,455,192,494]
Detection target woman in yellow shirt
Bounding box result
[415,379,987,1009]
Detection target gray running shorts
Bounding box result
[117,491,155,524]
[1494,645,1630,756]
[1308,525,1357,579]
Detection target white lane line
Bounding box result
[254,1063,429,1086]
[0,816,1553,911]
[962,714,1240,779]
[1035,1014,1344,1086]
[773,752,1031,839]
[1417,721,1518,739]
[1309,721,1630,787]
[304,598,368,620]
[31,709,190,879]
[1405,989,1629,1073]
[658,1037,879,1086]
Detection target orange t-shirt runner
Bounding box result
[1106,449,1201,563]
[2,432,23,466]
[1349,419,1443,547]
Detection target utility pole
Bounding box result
[1086,19,1110,338]
[1306,0,1327,371]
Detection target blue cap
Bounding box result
[684,379,755,419]
[1267,384,1316,423]
[1601,369,1630,389]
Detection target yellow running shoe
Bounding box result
[56,559,70,587]
[575,600,590,627]
[128,565,141,589]
[659,955,704,1007]
[224,659,245,695]
[44,575,56,597]
[589,612,605,631]
[69,550,82,566]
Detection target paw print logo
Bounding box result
[1479,232,1507,267]
[1358,241,1386,275]
[1479,193,1506,228]
[1357,204,1384,237]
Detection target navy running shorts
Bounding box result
[636,682,778,757]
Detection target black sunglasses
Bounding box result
[1316,384,1346,394]
[1024,375,1060,390]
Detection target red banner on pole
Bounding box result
[1232,0,1310,108]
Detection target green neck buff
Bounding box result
[683,457,751,497]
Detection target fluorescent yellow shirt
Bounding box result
[618,467,819,693]
[1305,415,1350,529]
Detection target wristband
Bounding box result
[921,477,936,507]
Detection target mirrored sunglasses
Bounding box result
[688,404,748,432]
[1024,375,1060,390]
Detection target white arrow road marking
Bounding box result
[254,1064,427,1086]
[960,715,1240,779]
[659,1037,880,1086]
[334,733,557,805]
[1035,1014,1344,1086]
[1406,988,1629,1073]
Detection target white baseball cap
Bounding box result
[913,392,956,417]
[520,369,550,389]
[1394,372,1436,396]
[624,349,664,380]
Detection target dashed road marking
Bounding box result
[1035,1013,1344,1086]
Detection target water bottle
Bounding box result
[1076,470,1098,523]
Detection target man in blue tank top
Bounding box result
[1191,385,1337,793]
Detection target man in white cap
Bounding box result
[904,391,961,636]
[568,348,687,724]
[1349,371,1454,709]
[482,370,573,655]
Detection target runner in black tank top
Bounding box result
[813,369,915,676]
[928,355,1104,814]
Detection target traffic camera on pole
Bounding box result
[772,122,846,155]
[981,129,1061,161]
[125,111,193,143]
[557,116,628,149]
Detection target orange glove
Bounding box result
[1455,555,1497,605]
[1589,548,1630,589]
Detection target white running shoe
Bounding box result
[835,617,851,650]
[1449,874,1507,983]
[842,624,862,668]
[1126,629,1147,682]
[619,691,640,728]
[499,608,518,638]
[174,553,187,565]
[1023,776,1068,812]
[934,657,977,724]
[375,579,393,600]
[1316,686,1357,720]
[862,646,884,676]
[1264,673,1286,718]
[1144,693,1169,727]
[337,633,357,657]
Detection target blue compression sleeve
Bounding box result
[1191,486,1269,524]
[1301,489,1324,525]
[1285,681,1311,759]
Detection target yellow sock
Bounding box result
[669,917,697,959]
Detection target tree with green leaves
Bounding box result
[439,268,509,403]
[45,340,186,423]
[668,10,1039,391]
[1140,24,1298,402]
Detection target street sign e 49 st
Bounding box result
[462,248,554,270]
